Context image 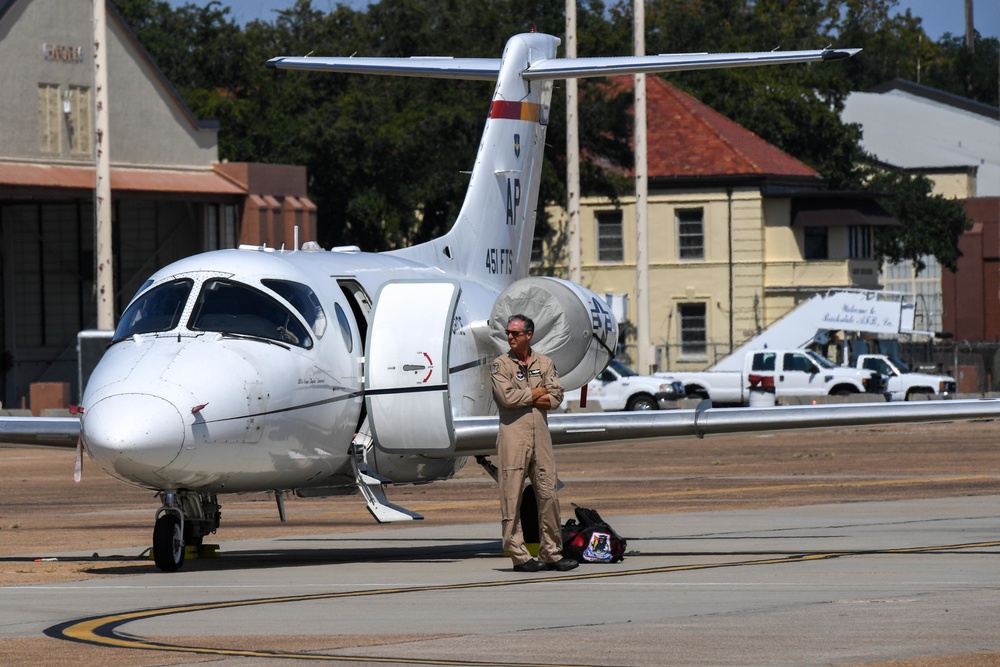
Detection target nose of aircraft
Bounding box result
[82,393,186,481]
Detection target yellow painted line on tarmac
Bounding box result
[49,539,1000,666]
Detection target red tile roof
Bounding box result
[611,76,820,180]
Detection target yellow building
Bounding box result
[539,77,896,373]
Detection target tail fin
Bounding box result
[266,38,858,288]
[411,33,559,288]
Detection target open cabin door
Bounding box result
[365,280,460,455]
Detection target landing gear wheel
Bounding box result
[153,513,185,572]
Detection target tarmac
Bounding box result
[3,495,999,666]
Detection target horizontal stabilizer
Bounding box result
[522,49,861,80]
[266,44,860,82]
[265,55,502,80]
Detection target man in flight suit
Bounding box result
[491,314,578,572]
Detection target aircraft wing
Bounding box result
[0,416,80,448]
[265,48,859,81]
[451,398,1000,456]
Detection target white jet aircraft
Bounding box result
[3,31,999,572]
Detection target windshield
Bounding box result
[804,349,836,369]
[189,278,312,348]
[610,359,638,377]
[113,279,193,341]
[261,279,327,338]
[887,355,912,373]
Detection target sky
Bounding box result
[168,0,1000,41]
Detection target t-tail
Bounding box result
[267,33,859,289]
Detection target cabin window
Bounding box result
[334,303,353,352]
[113,279,193,341]
[262,279,327,338]
[190,279,312,348]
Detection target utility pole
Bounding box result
[566,0,581,284]
[93,0,114,330]
[634,0,650,373]
[964,0,974,53]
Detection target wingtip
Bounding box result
[821,48,860,60]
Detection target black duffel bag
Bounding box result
[561,506,626,563]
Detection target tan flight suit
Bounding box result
[490,349,565,565]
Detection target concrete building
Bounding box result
[0,0,316,407]
[539,77,897,372]
[941,197,1000,340]
[843,79,1000,335]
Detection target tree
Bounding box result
[923,33,1000,106]
[868,169,970,273]
[115,0,979,271]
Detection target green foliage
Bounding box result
[115,0,989,268]
[866,169,971,273]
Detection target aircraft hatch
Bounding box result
[365,280,461,455]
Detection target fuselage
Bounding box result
[81,245,496,493]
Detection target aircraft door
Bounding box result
[365,280,460,454]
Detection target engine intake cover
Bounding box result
[490,277,618,391]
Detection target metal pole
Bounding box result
[93,0,114,330]
[566,0,581,284]
[634,0,650,373]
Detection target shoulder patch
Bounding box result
[490,362,500,374]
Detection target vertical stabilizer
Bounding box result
[392,33,559,288]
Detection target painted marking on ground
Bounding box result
[46,539,1000,666]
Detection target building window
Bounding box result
[68,86,92,155]
[204,203,239,250]
[804,226,828,260]
[677,208,704,260]
[38,84,62,153]
[848,225,871,259]
[530,226,546,265]
[596,210,623,262]
[679,302,707,358]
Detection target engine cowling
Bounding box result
[490,277,618,391]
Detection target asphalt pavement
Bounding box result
[4,495,998,666]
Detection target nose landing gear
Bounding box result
[151,491,221,572]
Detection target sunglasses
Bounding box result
[505,329,530,337]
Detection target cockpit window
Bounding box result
[113,279,193,341]
[261,279,327,338]
[189,278,312,348]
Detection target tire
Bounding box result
[830,387,855,397]
[626,394,657,411]
[687,387,709,401]
[905,389,932,401]
[153,513,185,572]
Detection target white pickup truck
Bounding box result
[658,349,886,406]
[562,360,686,411]
[854,354,956,401]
